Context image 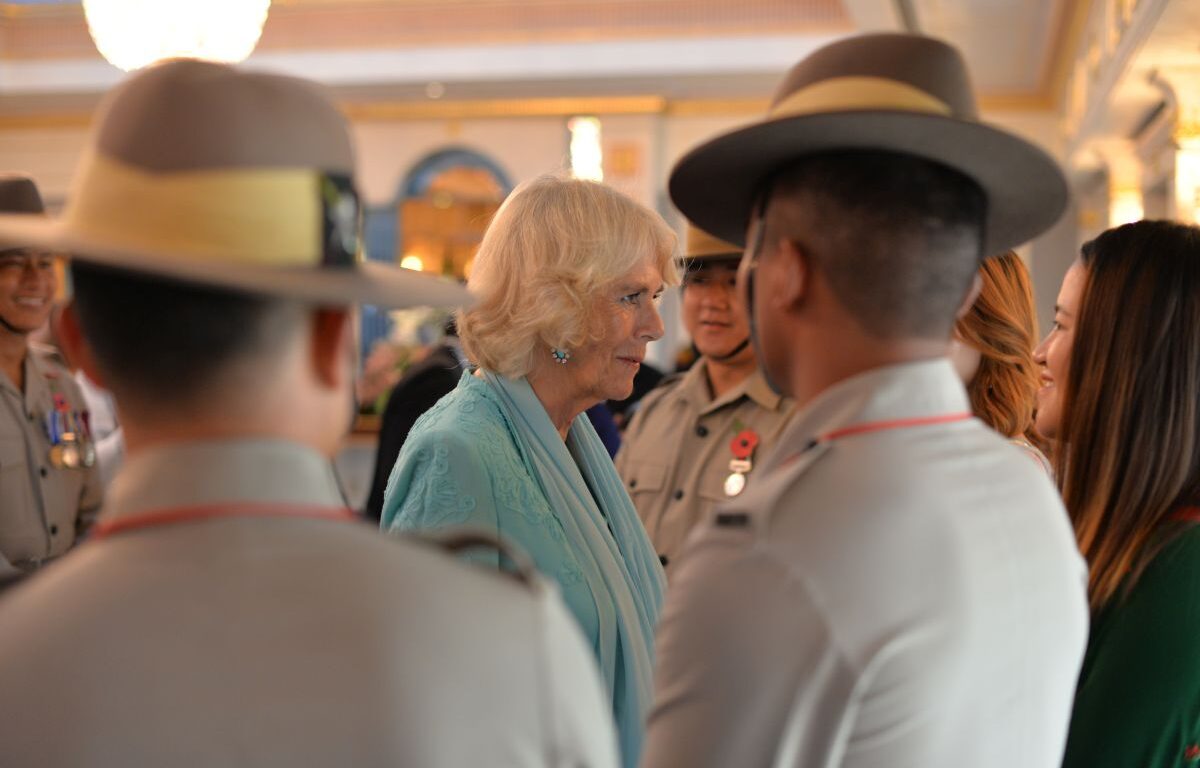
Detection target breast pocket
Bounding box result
[0,434,41,562]
[625,461,666,500]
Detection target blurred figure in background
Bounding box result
[1036,221,1200,768]
[35,302,125,490]
[364,317,465,522]
[950,250,1051,473]
[617,224,793,570]
[0,175,101,586]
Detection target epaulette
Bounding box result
[633,371,686,415]
[657,371,686,389]
[420,529,537,587]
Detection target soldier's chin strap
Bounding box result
[708,337,751,362]
[743,190,787,396]
[0,315,28,335]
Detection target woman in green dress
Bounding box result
[1034,219,1200,767]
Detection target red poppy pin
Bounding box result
[730,429,759,460]
[1185,744,1200,762]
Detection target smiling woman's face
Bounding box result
[565,256,666,404]
[1033,259,1087,440]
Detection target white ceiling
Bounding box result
[0,0,1074,112]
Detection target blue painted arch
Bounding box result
[359,146,512,369]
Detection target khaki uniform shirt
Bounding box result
[0,343,102,578]
[642,360,1089,768]
[615,360,793,568]
[0,439,618,768]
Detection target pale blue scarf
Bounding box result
[483,371,665,767]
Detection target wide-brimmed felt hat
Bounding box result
[0,59,469,309]
[669,33,1068,256]
[679,224,741,269]
[0,176,45,216]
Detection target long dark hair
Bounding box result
[1057,220,1200,610]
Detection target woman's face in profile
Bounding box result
[567,257,666,404]
[1033,259,1086,440]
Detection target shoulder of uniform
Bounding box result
[698,439,833,536]
[416,528,538,587]
[634,372,686,412]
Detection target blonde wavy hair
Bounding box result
[955,250,1042,443]
[458,175,679,378]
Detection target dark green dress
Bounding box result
[1062,526,1200,768]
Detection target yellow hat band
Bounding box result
[64,151,327,266]
[769,76,953,120]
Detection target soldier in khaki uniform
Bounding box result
[0,176,101,583]
[616,225,792,569]
[0,61,617,768]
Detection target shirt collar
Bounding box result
[103,439,345,520]
[682,359,785,416]
[765,358,970,469]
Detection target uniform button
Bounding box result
[26,411,34,421]
[695,424,709,437]
[673,489,684,500]
[49,524,58,536]
[39,467,48,478]
[629,479,637,489]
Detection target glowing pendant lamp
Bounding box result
[83,0,272,72]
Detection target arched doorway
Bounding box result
[358,147,512,405]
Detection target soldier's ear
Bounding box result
[58,301,107,389]
[776,237,810,310]
[309,307,354,391]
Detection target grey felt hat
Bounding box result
[668,33,1069,255]
[0,59,469,309]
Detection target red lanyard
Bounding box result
[91,503,357,539]
[782,412,973,466]
[820,412,974,443]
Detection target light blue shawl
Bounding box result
[484,371,665,766]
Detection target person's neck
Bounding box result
[117,377,350,460]
[703,353,757,400]
[785,333,948,411]
[525,367,590,441]
[0,328,29,391]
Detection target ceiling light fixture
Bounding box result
[83,0,272,72]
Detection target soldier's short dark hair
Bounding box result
[70,261,305,403]
[766,150,985,339]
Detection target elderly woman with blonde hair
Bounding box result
[382,175,676,767]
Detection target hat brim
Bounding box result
[669,110,1069,256]
[0,214,472,309]
[677,252,742,267]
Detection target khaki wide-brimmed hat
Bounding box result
[680,224,741,268]
[0,59,469,309]
[669,33,1068,255]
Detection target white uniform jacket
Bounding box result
[0,439,618,768]
[642,359,1089,768]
